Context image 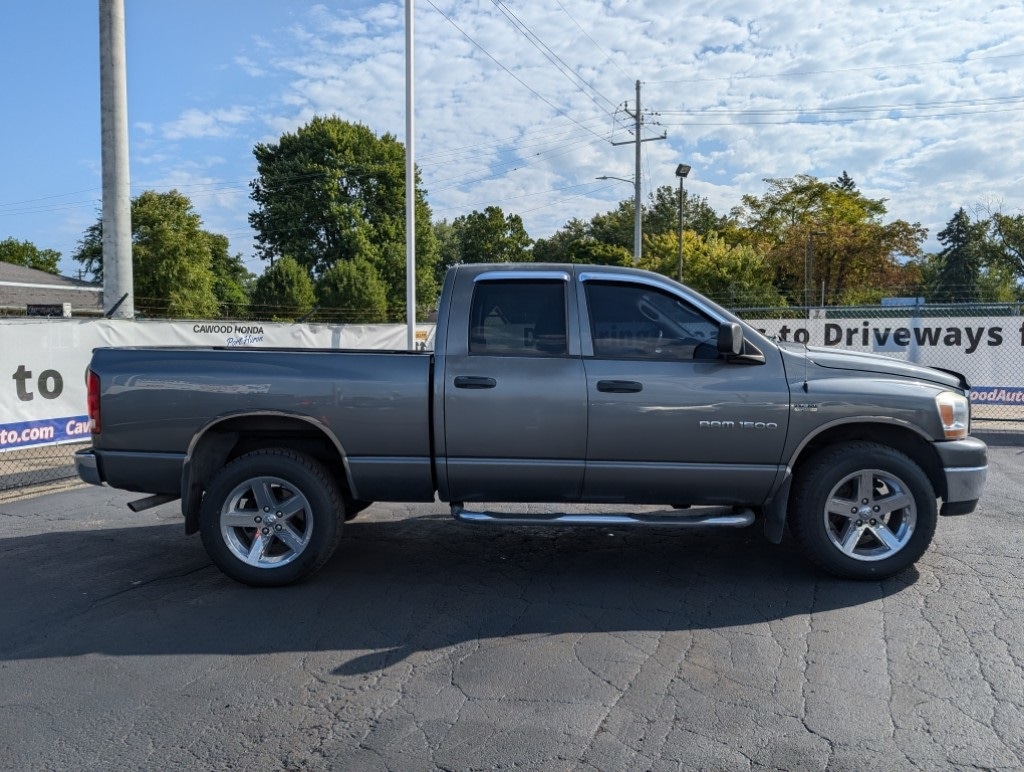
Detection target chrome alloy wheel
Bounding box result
[824,468,917,562]
[219,475,314,569]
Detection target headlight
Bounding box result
[936,391,969,440]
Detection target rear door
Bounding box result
[578,274,790,505]
[442,270,588,502]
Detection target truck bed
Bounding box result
[88,346,435,499]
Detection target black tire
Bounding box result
[199,448,345,587]
[789,441,937,579]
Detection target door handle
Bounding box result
[454,376,497,389]
[596,380,643,393]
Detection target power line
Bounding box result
[430,180,609,214]
[0,187,103,208]
[488,0,622,116]
[422,0,613,143]
[425,134,609,191]
[554,0,632,82]
[517,182,622,216]
[417,118,612,165]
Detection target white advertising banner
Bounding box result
[1,319,435,452]
[748,315,1023,407]
[4,314,1019,452]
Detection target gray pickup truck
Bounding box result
[76,263,987,586]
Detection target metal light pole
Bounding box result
[595,175,638,262]
[675,163,691,282]
[404,0,416,349]
[99,0,133,318]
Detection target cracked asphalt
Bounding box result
[1,445,1021,770]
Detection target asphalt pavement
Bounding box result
[1,447,1022,770]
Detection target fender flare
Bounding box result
[180,411,355,534]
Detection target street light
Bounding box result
[675,164,691,282]
[596,174,640,264]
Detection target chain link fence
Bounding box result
[3,301,1020,494]
[0,442,89,494]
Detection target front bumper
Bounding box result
[935,436,987,516]
[74,449,103,486]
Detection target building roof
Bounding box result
[0,261,104,315]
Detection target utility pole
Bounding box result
[99,0,133,318]
[613,80,665,264]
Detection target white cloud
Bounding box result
[162,107,254,141]
[125,1,1024,261]
[234,56,266,77]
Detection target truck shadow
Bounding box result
[1,513,917,673]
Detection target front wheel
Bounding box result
[789,442,937,579]
[199,449,344,587]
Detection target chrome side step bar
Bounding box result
[451,504,755,528]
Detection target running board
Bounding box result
[451,504,755,528]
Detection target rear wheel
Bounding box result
[199,448,344,586]
[789,442,937,579]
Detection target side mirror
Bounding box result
[718,322,743,356]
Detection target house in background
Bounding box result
[0,262,103,317]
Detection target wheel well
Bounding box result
[792,424,946,500]
[183,415,353,533]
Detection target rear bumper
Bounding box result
[75,448,184,494]
[75,449,103,486]
[935,437,988,516]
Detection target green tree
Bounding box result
[989,212,1024,279]
[248,115,440,317]
[531,218,589,263]
[451,206,532,262]
[533,186,724,265]
[250,256,316,321]
[644,185,725,238]
[0,237,61,274]
[915,247,1018,304]
[588,199,636,252]
[931,208,984,302]
[564,239,632,266]
[72,221,103,281]
[72,191,225,318]
[833,171,857,192]
[731,175,926,305]
[130,191,220,317]
[315,257,389,323]
[641,231,785,307]
[206,233,252,317]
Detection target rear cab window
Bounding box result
[469,280,568,357]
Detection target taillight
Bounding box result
[87,370,101,434]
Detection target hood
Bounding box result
[802,345,966,390]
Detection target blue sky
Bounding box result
[3,1,1024,279]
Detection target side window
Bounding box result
[469,280,567,356]
[585,281,719,360]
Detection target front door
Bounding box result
[578,277,791,505]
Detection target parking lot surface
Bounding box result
[1,447,1022,770]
